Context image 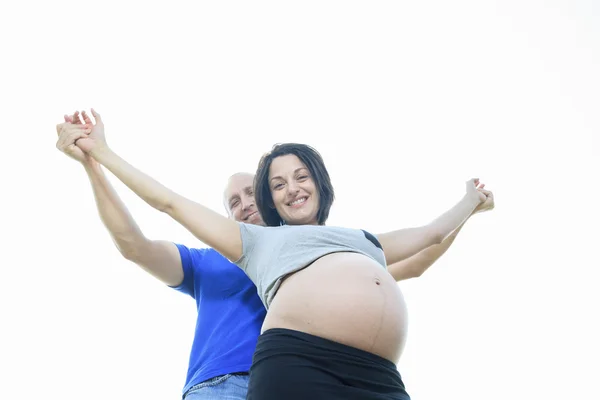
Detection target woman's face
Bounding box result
[268,154,320,225]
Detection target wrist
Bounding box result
[82,157,100,172]
[463,193,481,209]
[90,144,111,162]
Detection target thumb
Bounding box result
[90,108,102,124]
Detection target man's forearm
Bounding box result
[83,160,146,258]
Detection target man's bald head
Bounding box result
[223,172,264,226]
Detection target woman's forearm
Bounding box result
[88,145,243,261]
[90,146,176,213]
[429,194,480,242]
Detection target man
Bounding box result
[54,109,493,399]
[56,111,266,399]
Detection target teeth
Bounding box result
[290,198,306,206]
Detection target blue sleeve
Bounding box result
[169,243,207,299]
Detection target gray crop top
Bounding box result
[234,223,387,309]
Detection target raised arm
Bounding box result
[56,109,242,262]
[377,179,486,266]
[388,187,494,281]
[387,223,465,281]
[86,161,186,285]
[56,112,184,285]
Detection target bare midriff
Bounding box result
[262,252,408,363]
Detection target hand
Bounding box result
[55,116,91,162]
[73,108,107,156]
[473,189,494,214]
[465,178,487,206]
[56,112,98,165]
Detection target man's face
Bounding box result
[224,173,265,225]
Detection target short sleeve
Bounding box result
[169,243,207,299]
[234,222,265,273]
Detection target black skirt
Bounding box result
[247,328,411,400]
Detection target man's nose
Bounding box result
[241,196,254,210]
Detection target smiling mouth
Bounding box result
[287,197,307,206]
[244,211,259,221]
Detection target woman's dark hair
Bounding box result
[254,143,335,226]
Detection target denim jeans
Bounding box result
[183,374,249,400]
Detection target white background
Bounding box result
[1,1,598,399]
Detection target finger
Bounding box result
[56,128,73,148]
[61,122,87,131]
[69,121,89,131]
[56,122,73,136]
[71,111,82,125]
[81,110,93,125]
[64,115,73,123]
[58,129,89,150]
[90,108,101,123]
[81,125,92,134]
[57,123,87,140]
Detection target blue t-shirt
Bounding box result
[171,244,266,395]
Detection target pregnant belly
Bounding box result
[262,252,408,363]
